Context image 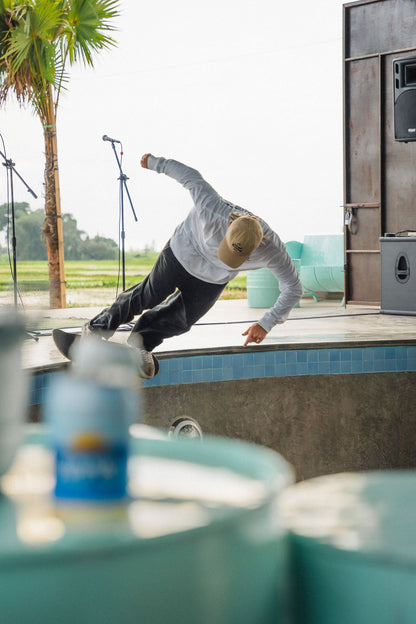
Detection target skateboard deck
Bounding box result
[52,328,160,377]
[52,328,80,360]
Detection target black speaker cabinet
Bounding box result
[380,237,416,315]
[393,56,416,142]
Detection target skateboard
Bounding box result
[52,328,160,377]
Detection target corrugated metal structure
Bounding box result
[343,0,416,304]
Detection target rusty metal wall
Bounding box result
[344,0,416,304]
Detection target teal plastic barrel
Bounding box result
[0,428,294,624]
[282,471,416,624]
[285,240,303,261]
[247,268,280,308]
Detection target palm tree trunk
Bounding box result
[43,85,66,308]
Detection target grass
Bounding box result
[0,252,247,304]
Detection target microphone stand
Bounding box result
[0,148,39,341]
[105,139,137,292]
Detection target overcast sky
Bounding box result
[0,0,346,251]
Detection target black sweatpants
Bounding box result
[89,244,227,352]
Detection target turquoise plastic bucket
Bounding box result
[282,471,416,624]
[0,427,294,624]
[247,268,280,308]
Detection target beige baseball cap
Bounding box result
[218,216,263,268]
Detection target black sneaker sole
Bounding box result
[152,353,160,376]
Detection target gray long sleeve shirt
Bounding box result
[147,156,303,331]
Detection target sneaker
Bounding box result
[81,321,94,338]
[137,348,156,379]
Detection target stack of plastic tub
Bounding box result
[281,470,416,624]
[0,428,294,624]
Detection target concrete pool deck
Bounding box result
[22,297,416,372]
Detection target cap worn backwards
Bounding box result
[218,216,263,269]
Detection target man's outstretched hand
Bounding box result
[140,153,151,168]
[242,323,267,346]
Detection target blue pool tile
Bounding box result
[212,369,224,382]
[168,371,181,384]
[407,347,416,360]
[308,363,319,375]
[374,348,385,361]
[329,349,341,362]
[182,370,193,383]
[340,361,352,373]
[192,370,203,383]
[222,354,234,368]
[286,351,297,363]
[330,361,341,374]
[276,364,287,376]
[166,358,178,372]
[213,356,223,369]
[275,351,286,364]
[296,363,308,375]
[191,356,203,370]
[384,359,397,372]
[374,361,385,372]
[318,362,330,374]
[362,360,374,373]
[363,349,374,362]
[351,360,363,373]
[264,352,275,366]
[243,352,254,367]
[297,351,307,363]
[243,365,254,378]
[318,350,330,362]
[222,367,234,381]
[286,363,297,375]
[385,347,396,359]
[307,350,319,363]
[202,355,213,369]
[201,369,213,382]
[340,349,351,361]
[146,376,161,387]
[407,358,416,371]
[255,352,267,366]
[351,349,362,361]
[265,365,275,377]
[234,366,245,378]
[395,346,407,359]
[233,353,244,367]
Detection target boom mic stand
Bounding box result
[102,135,137,292]
[1,148,39,341]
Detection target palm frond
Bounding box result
[0,1,63,106]
[0,0,120,108]
[64,0,119,67]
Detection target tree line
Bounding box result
[0,202,119,261]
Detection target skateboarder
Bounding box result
[62,154,303,378]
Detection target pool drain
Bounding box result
[169,417,203,441]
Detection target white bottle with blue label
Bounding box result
[45,336,142,502]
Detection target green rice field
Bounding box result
[0,252,247,308]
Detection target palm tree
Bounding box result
[0,0,119,307]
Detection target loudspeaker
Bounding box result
[393,56,416,142]
[380,237,416,315]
